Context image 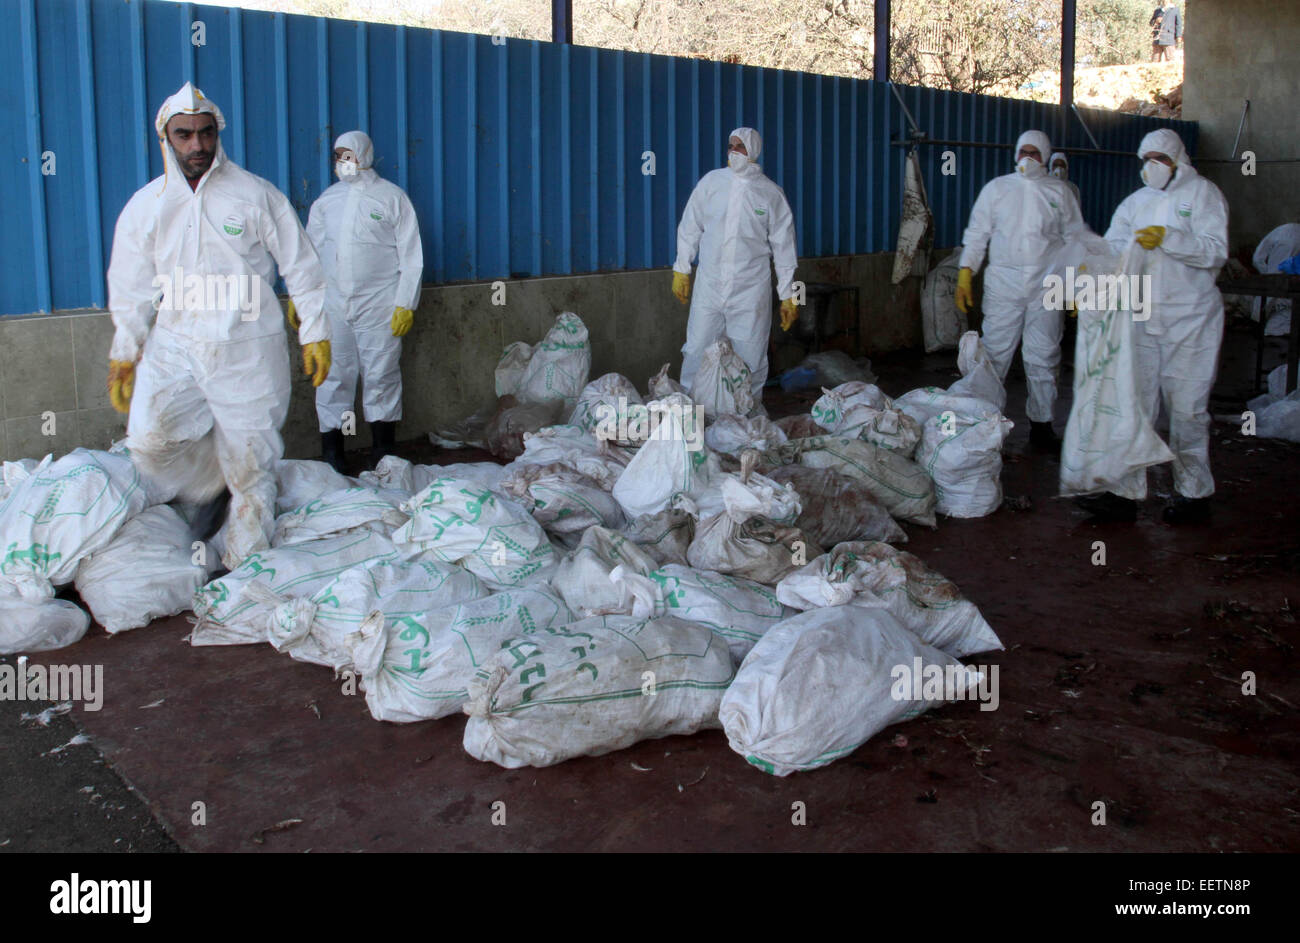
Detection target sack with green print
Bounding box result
[774,540,1002,658]
[690,337,753,419]
[0,450,150,654]
[273,486,409,547]
[495,311,591,411]
[551,526,658,617]
[719,606,982,776]
[682,450,801,525]
[392,476,557,589]
[349,587,575,723]
[611,393,718,520]
[811,383,922,457]
[462,613,735,768]
[621,507,695,567]
[809,382,891,436]
[703,414,787,456]
[0,450,151,588]
[568,373,646,447]
[763,435,937,528]
[914,411,1013,519]
[503,424,633,491]
[501,462,626,547]
[609,563,791,665]
[190,529,399,646]
[257,556,489,670]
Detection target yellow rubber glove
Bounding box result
[286,299,300,331]
[955,267,974,314]
[302,340,332,388]
[672,271,691,305]
[107,360,136,414]
[779,298,799,331]
[391,306,414,337]
[1135,225,1166,250]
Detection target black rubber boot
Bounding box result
[1030,421,1061,451]
[320,428,346,474]
[1074,492,1138,522]
[370,421,397,468]
[1162,496,1210,525]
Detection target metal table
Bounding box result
[784,281,862,354]
[1218,274,1300,393]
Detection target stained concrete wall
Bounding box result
[0,252,923,464]
[1181,0,1300,253]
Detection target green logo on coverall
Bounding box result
[370,211,383,221]
[223,215,245,236]
[754,208,766,216]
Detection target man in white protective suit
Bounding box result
[955,129,1087,450]
[672,127,799,411]
[295,130,423,472]
[106,82,331,570]
[1074,128,1229,524]
[1049,151,1082,207]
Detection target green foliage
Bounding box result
[1077,0,1157,66]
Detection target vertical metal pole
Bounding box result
[1230,100,1250,158]
[1061,0,1076,114]
[553,0,572,44]
[873,0,890,82]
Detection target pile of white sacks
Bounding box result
[0,313,1010,776]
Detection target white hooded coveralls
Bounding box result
[106,83,328,569]
[958,130,1087,423]
[307,131,423,430]
[1049,151,1082,207]
[674,127,798,403]
[1104,128,1229,500]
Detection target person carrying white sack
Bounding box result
[296,131,424,472]
[1075,128,1229,524]
[105,82,332,570]
[672,127,799,411]
[954,130,1088,450]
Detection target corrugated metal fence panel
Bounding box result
[2,0,1200,315]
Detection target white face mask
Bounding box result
[1017,155,1045,177]
[1050,166,1067,180]
[335,159,359,180]
[728,151,750,172]
[1141,159,1173,190]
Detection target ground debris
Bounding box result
[251,818,304,845]
[43,733,91,756]
[676,767,708,792]
[21,701,72,726]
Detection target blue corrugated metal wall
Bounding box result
[1,0,1198,315]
